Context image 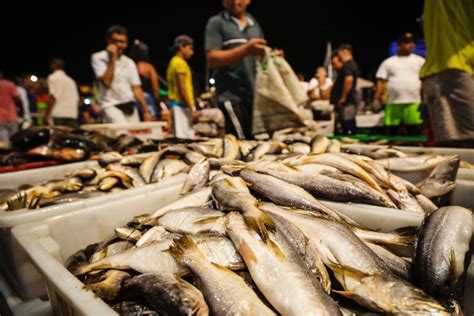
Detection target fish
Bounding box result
[121,273,209,316]
[249,161,396,208]
[239,140,258,158]
[287,142,311,154]
[330,264,449,315]
[151,159,189,183]
[115,227,142,242]
[135,226,181,247]
[27,145,86,161]
[327,139,341,153]
[169,235,275,316]
[250,141,286,161]
[38,191,106,207]
[107,164,146,187]
[223,134,240,160]
[366,243,412,280]
[414,206,472,300]
[156,206,226,236]
[415,194,438,213]
[284,153,386,194]
[417,155,460,198]
[180,158,210,195]
[310,134,330,154]
[148,187,213,220]
[226,212,341,315]
[98,151,123,166]
[375,155,447,172]
[99,177,120,191]
[184,151,206,165]
[139,152,162,183]
[70,168,97,180]
[266,212,331,293]
[239,169,358,225]
[84,270,130,301]
[212,177,275,242]
[386,189,425,213]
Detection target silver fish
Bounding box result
[136,226,180,247]
[310,134,330,154]
[287,142,311,154]
[180,158,210,195]
[107,164,146,187]
[151,159,189,183]
[366,243,412,280]
[375,155,447,172]
[157,206,226,235]
[226,212,341,315]
[84,270,130,301]
[417,155,459,198]
[169,235,274,316]
[414,206,472,300]
[223,134,241,160]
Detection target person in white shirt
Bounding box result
[308,66,333,101]
[373,33,425,134]
[45,58,79,128]
[91,25,153,124]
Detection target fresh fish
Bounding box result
[386,189,425,213]
[180,158,210,195]
[327,139,341,153]
[84,270,130,301]
[89,241,135,263]
[287,142,311,154]
[122,273,209,316]
[226,212,341,315]
[212,177,275,242]
[136,226,180,247]
[99,177,119,191]
[417,155,459,198]
[239,169,358,225]
[259,203,392,276]
[284,153,386,194]
[169,235,275,316]
[96,170,133,188]
[366,243,412,280]
[414,206,472,300]
[249,161,396,208]
[115,227,142,242]
[73,239,185,276]
[352,226,417,248]
[191,235,244,270]
[27,145,86,161]
[148,187,212,220]
[139,152,162,183]
[310,134,330,154]
[330,264,449,315]
[415,194,438,213]
[184,151,206,165]
[266,212,331,293]
[223,134,240,160]
[239,140,258,158]
[250,141,286,161]
[98,151,123,166]
[157,206,226,235]
[293,163,340,174]
[107,164,146,187]
[151,159,189,183]
[375,155,447,172]
[70,168,97,180]
[120,155,147,167]
[188,139,223,158]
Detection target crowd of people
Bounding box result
[0,0,472,148]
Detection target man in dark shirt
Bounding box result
[330,44,359,135]
[204,0,267,139]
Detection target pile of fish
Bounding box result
[66,134,472,315]
[67,185,472,314]
[1,127,157,168]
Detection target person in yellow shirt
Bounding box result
[420,0,474,147]
[167,35,196,139]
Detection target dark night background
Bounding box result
[0,1,424,93]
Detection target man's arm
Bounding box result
[373,79,387,104]
[150,65,160,101]
[132,85,153,121]
[176,73,196,116]
[98,44,119,88]
[339,75,354,105]
[206,38,267,68]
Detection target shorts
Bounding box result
[384,102,423,126]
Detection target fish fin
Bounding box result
[193,216,222,225]
[169,234,198,262]
[325,261,366,286]
[332,289,357,299]
[223,178,237,189]
[238,241,258,265]
[448,249,459,286]
[243,209,275,243]
[267,239,286,260]
[180,181,194,195]
[210,262,233,273]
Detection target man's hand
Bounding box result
[338,98,347,108]
[106,44,118,60]
[245,38,267,56]
[143,111,154,122]
[190,109,200,122]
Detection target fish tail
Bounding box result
[243,208,275,243]
[169,234,199,263]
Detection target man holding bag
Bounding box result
[91,25,153,123]
[205,0,266,139]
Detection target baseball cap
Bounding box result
[170,35,194,52]
[397,32,415,43]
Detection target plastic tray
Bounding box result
[12,193,474,316]
[0,173,186,301]
[80,122,167,141]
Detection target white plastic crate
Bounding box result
[0,160,99,190]
[0,173,186,301]
[12,193,474,316]
[80,122,167,141]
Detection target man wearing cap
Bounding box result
[91,25,153,124]
[205,0,267,139]
[166,35,196,139]
[373,33,425,135]
[421,0,474,147]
